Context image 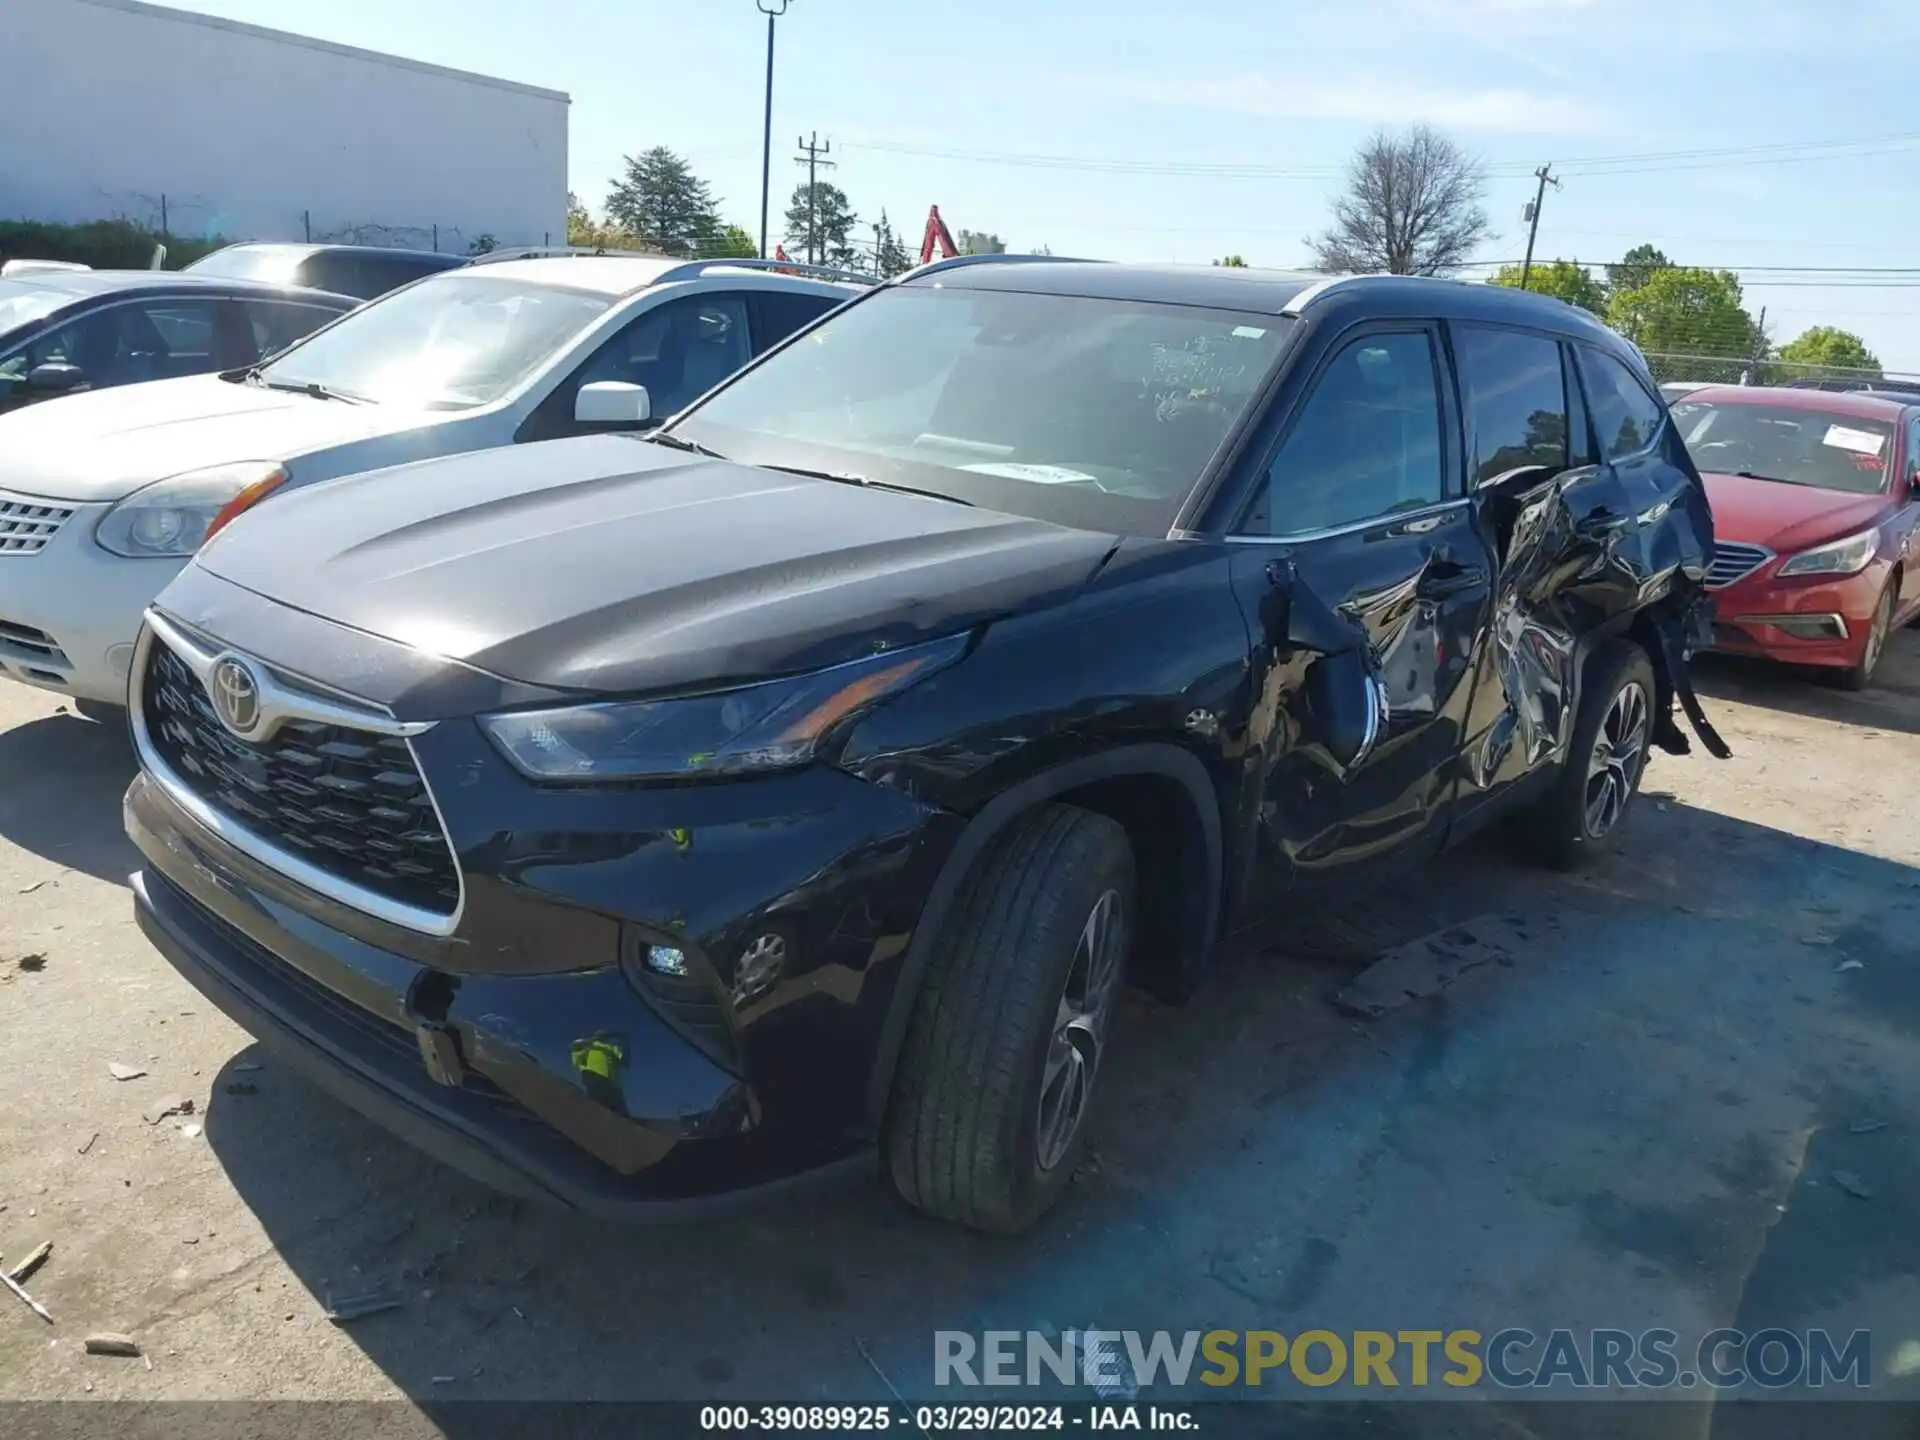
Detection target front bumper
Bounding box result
[0,495,185,703]
[1706,559,1891,670]
[126,770,888,1216]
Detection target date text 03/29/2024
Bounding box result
[699,1406,1193,1432]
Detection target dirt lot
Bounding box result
[3,632,1919,1431]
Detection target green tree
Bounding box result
[1490,259,1606,315]
[872,211,913,277]
[566,192,638,251]
[1606,244,1671,299]
[784,181,859,265]
[1214,254,1249,268]
[1607,267,1762,362]
[605,147,722,257]
[1777,326,1882,378]
[702,224,760,259]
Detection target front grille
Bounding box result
[0,617,67,666]
[142,639,460,917]
[0,492,75,556]
[1705,540,1771,589]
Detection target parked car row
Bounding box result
[0,251,861,701]
[18,251,1895,1235]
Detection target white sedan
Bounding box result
[0,254,861,704]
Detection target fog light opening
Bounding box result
[645,944,690,978]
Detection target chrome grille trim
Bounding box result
[0,491,76,556]
[130,612,465,937]
[1705,540,1773,589]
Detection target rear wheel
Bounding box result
[884,804,1134,1234]
[1837,584,1895,691]
[1519,641,1656,870]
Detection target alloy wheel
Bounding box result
[1583,680,1649,840]
[1035,888,1124,1171]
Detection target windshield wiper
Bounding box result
[1733,470,1798,486]
[642,431,727,460]
[759,463,974,507]
[260,378,365,404]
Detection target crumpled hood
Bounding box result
[1701,471,1894,555]
[0,374,429,503]
[196,435,1119,695]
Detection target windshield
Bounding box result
[257,274,614,408]
[1671,400,1894,495]
[673,286,1294,533]
[0,279,73,340]
[183,247,302,284]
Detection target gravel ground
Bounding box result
[2,629,1918,1433]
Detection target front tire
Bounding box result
[885,804,1134,1235]
[1521,641,1656,870]
[1838,583,1895,691]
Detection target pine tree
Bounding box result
[873,211,913,277]
[784,181,859,266]
[605,147,722,258]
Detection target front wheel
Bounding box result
[1519,641,1656,870]
[1837,584,1895,691]
[884,804,1134,1234]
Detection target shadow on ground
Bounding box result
[1694,626,1920,737]
[196,788,1920,1432]
[0,705,139,884]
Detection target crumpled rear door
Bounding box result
[1449,327,1720,824]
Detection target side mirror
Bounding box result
[1264,558,1388,774]
[26,362,89,395]
[1305,649,1389,773]
[575,380,650,428]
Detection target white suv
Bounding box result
[0,255,862,704]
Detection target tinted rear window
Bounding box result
[1454,326,1570,483]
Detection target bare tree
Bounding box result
[1309,126,1491,276]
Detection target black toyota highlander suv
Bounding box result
[123,258,1724,1233]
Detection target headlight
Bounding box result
[1777,528,1880,578]
[95,462,289,558]
[481,633,969,782]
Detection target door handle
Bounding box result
[1418,550,1487,599]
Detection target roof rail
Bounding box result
[649,257,876,286]
[467,245,673,265]
[1278,274,1368,316]
[899,252,1103,283]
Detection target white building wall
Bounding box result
[0,0,569,252]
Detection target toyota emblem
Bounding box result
[209,656,263,738]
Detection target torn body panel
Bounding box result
[1452,420,1723,825]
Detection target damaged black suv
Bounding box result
[124,258,1723,1233]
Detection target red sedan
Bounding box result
[1672,386,1920,688]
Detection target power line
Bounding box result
[836,129,1920,181]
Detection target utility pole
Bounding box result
[756,1,790,259]
[1518,164,1560,290]
[1746,305,1767,385]
[793,132,834,265]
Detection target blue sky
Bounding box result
[166,0,1920,367]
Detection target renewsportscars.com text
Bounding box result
[934,1327,1872,1391]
